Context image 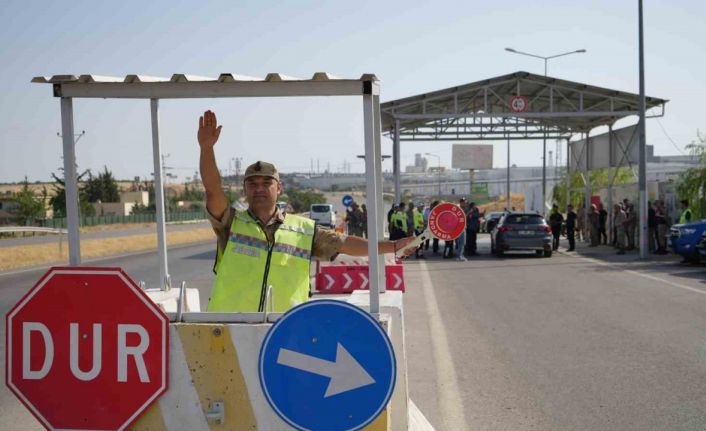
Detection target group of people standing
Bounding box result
[386,198,481,261]
[344,202,367,238]
[548,198,685,255]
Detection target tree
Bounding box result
[552,167,635,209]
[676,131,706,219]
[285,188,326,213]
[84,166,120,203]
[49,169,95,218]
[10,177,45,225]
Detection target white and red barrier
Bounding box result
[315,258,405,293]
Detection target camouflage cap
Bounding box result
[243,161,280,182]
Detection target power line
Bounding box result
[655,118,686,155]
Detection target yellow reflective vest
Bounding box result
[390,211,407,230]
[208,210,315,312]
[679,208,693,224]
[413,209,425,230]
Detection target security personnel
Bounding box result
[198,110,415,312]
[679,199,693,224]
[389,204,408,241]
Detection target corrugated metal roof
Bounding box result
[381,71,668,133]
[31,72,377,84]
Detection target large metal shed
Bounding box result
[32,72,388,314]
[381,71,667,251]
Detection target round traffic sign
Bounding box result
[428,203,466,240]
[259,300,396,431]
[342,195,354,207]
[509,95,528,113]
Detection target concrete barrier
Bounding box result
[134,291,430,430]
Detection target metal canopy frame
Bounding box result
[380,71,667,211]
[33,72,386,314]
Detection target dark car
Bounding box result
[482,211,505,233]
[491,213,553,257]
[697,230,706,262]
[669,220,706,263]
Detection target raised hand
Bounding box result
[198,110,222,148]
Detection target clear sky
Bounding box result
[1,0,704,183]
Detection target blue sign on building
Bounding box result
[342,195,354,207]
[259,300,396,431]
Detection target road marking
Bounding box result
[563,252,706,296]
[418,260,469,430]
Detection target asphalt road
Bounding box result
[2,237,706,430]
[404,236,706,431]
[0,220,212,248]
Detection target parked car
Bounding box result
[309,203,336,228]
[697,230,706,262]
[482,211,505,233]
[670,220,706,263]
[491,213,553,257]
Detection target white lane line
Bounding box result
[418,260,469,431]
[563,252,706,296]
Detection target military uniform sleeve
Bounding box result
[207,206,235,256]
[311,225,346,261]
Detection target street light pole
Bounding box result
[505,47,586,214]
[425,153,441,197]
[638,0,648,259]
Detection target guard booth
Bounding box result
[29,73,414,430]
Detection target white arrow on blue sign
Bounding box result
[342,195,354,207]
[259,300,396,431]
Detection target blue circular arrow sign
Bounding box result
[341,195,354,207]
[259,300,396,431]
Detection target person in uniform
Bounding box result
[548,204,564,251]
[566,204,577,251]
[198,110,414,312]
[679,199,693,225]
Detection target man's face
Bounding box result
[244,176,281,211]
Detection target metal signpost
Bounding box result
[5,267,169,431]
[259,300,396,431]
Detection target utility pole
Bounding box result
[638,0,648,259]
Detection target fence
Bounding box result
[40,210,206,228]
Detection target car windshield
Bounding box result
[311,205,331,213]
[504,214,545,225]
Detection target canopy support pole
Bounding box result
[393,119,401,205]
[584,131,591,241]
[506,136,511,210]
[150,99,170,291]
[607,124,614,244]
[363,90,381,314]
[374,94,386,294]
[565,138,571,211]
[60,97,81,265]
[542,131,547,214]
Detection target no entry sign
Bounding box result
[5,267,169,431]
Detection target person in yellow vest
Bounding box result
[389,204,408,241]
[198,110,415,312]
[679,199,693,224]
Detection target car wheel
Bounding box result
[495,248,504,257]
[543,250,552,258]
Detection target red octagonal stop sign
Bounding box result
[5,267,169,431]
